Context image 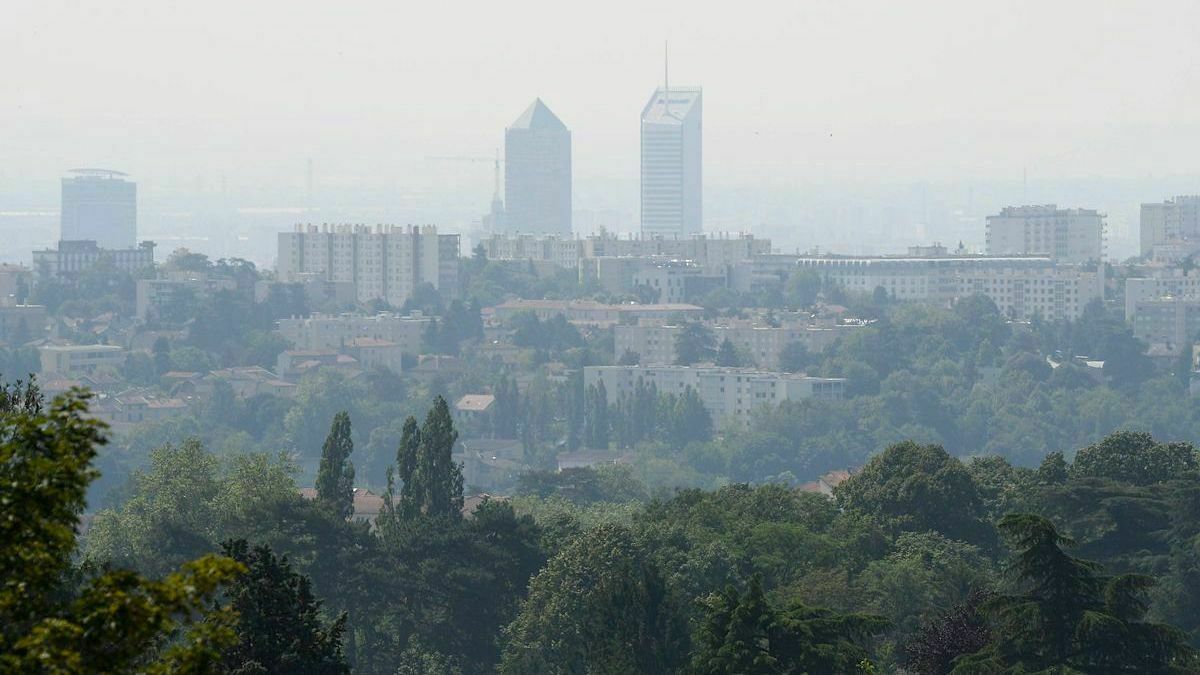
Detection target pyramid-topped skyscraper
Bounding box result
[504,98,572,235]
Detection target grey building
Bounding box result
[504,99,571,235]
[641,86,702,237]
[61,169,137,249]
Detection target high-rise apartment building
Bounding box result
[640,86,702,237]
[1140,196,1200,261]
[276,224,459,307]
[61,169,137,249]
[504,99,571,235]
[985,205,1104,263]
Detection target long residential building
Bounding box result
[275,312,432,355]
[985,205,1105,263]
[276,224,459,307]
[796,255,1103,321]
[584,365,845,430]
[136,273,239,320]
[614,321,858,369]
[490,299,705,326]
[33,240,156,281]
[481,232,771,270]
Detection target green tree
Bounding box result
[954,514,1197,673]
[715,337,742,367]
[221,539,350,674]
[693,574,888,675]
[500,523,685,674]
[778,341,811,373]
[1071,431,1197,485]
[394,397,464,520]
[674,322,716,365]
[835,441,993,547]
[0,384,244,672]
[315,412,355,518]
[668,385,713,445]
[584,381,610,449]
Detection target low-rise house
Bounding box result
[39,344,126,377]
[198,366,297,399]
[344,338,403,373]
[555,448,634,472]
[454,437,524,491]
[276,349,361,380]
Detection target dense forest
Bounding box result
[5,374,1200,673]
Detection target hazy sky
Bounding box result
[4,1,1200,216]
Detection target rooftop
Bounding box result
[641,86,702,124]
[510,98,568,132]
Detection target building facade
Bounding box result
[505,99,572,235]
[135,274,239,320]
[641,86,702,237]
[32,240,156,281]
[275,312,432,355]
[985,205,1104,263]
[480,232,771,270]
[796,255,1104,322]
[1140,196,1200,261]
[276,224,459,307]
[490,299,705,326]
[39,344,127,376]
[584,365,844,430]
[61,170,137,249]
[614,321,856,369]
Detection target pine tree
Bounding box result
[315,412,355,519]
[220,539,350,674]
[954,513,1197,673]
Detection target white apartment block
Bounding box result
[1124,275,1200,321]
[39,344,126,376]
[796,255,1103,321]
[481,232,772,270]
[482,234,581,269]
[277,224,459,307]
[490,299,705,326]
[584,365,845,431]
[614,321,857,369]
[275,312,432,355]
[33,240,156,281]
[1140,196,1200,260]
[985,205,1104,263]
[136,274,239,320]
[1129,296,1200,355]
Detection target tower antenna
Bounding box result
[664,40,670,115]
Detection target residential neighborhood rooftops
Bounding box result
[455,394,496,413]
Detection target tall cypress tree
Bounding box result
[315,411,355,519]
[401,397,463,520]
[424,396,463,519]
[395,416,421,519]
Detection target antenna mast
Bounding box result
[664,40,670,114]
